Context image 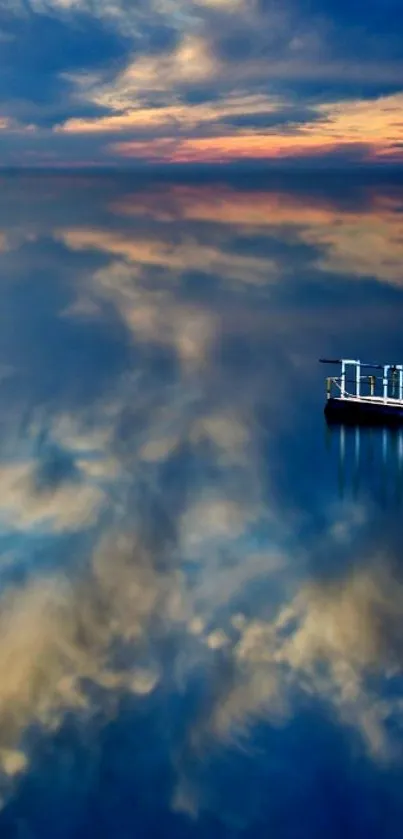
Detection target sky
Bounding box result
[0,0,402,167]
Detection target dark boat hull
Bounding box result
[325,397,403,427]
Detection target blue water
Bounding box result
[0,170,402,837]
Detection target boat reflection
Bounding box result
[326,423,403,505]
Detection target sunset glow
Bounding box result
[0,0,401,166]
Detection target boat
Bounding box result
[320,358,403,426]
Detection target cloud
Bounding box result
[0,5,134,128]
[0,530,179,776]
[0,389,400,815]
[0,0,401,164]
[63,32,219,122]
[110,180,403,286]
[0,459,104,532]
[169,550,403,821]
[180,495,259,555]
[207,0,403,83]
[0,169,403,825]
[300,200,403,285]
[227,557,403,759]
[57,92,293,135]
[0,366,375,802]
[0,320,271,792]
[57,225,275,285]
[57,255,219,372]
[108,93,403,163]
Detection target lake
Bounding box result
[0,169,403,837]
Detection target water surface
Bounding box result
[0,170,403,837]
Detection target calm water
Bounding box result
[0,170,403,837]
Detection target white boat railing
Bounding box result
[319,358,403,405]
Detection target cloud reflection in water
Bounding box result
[0,173,402,835]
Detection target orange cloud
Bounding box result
[61,33,218,121]
[106,93,403,163]
[110,183,403,286]
[108,135,394,164]
[56,173,403,291]
[57,225,276,285]
[112,182,397,226]
[111,183,344,226]
[58,93,283,135]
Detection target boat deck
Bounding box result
[320,358,403,427]
[330,394,403,407]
